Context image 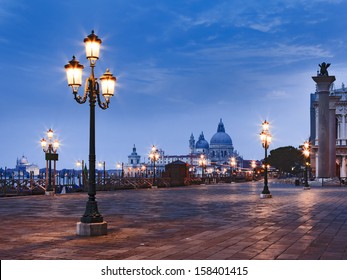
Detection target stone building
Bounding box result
[310,80,347,178]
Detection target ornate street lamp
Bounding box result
[40,128,59,194]
[65,30,116,236]
[259,120,272,198]
[302,141,310,190]
[198,154,207,178]
[149,145,160,188]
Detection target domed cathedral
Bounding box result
[189,119,242,166]
[209,119,234,164]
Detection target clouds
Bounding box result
[1,0,347,168]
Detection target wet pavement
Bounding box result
[1,180,347,260]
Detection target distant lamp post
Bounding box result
[230,156,236,181]
[76,160,85,187]
[141,164,146,177]
[65,30,117,236]
[251,160,257,180]
[116,163,121,177]
[198,154,207,178]
[98,161,106,186]
[302,141,311,190]
[259,120,272,198]
[149,145,160,188]
[40,128,59,195]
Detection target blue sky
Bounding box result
[1,0,347,169]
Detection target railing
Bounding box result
[0,178,46,196]
[0,175,254,196]
[0,177,173,196]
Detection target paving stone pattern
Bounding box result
[1,181,347,260]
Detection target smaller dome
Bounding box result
[196,132,209,149]
[19,156,28,165]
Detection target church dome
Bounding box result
[210,119,233,146]
[19,156,29,165]
[196,132,209,149]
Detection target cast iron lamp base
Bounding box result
[260,193,272,199]
[76,222,107,236]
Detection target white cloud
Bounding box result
[266,90,290,100]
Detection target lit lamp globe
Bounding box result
[100,69,117,102]
[64,56,84,93]
[84,30,102,65]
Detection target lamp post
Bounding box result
[149,145,160,188]
[251,160,257,181]
[230,156,236,182]
[302,141,310,190]
[198,154,207,178]
[259,120,272,198]
[76,160,85,187]
[40,128,59,195]
[141,164,147,177]
[98,161,106,186]
[65,30,116,236]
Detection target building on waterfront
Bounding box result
[189,119,243,169]
[123,145,144,177]
[143,119,244,176]
[122,119,245,178]
[310,82,347,178]
[15,155,40,176]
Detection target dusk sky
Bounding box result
[1,0,347,169]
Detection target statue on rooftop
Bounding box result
[318,62,331,76]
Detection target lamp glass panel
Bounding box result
[85,41,100,60]
[101,78,115,98]
[66,68,82,86]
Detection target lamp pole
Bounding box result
[98,161,106,185]
[302,141,310,190]
[251,160,256,181]
[65,30,116,235]
[149,145,160,188]
[40,128,59,195]
[199,154,206,178]
[260,120,272,198]
[230,156,236,182]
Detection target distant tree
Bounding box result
[267,146,303,174]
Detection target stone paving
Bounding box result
[1,180,347,260]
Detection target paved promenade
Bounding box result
[1,181,347,260]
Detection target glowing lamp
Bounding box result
[84,30,102,65]
[40,138,47,149]
[64,56,84,93]
[100,69,116,102]
[47,128,54,139]
[53,139,60,151]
